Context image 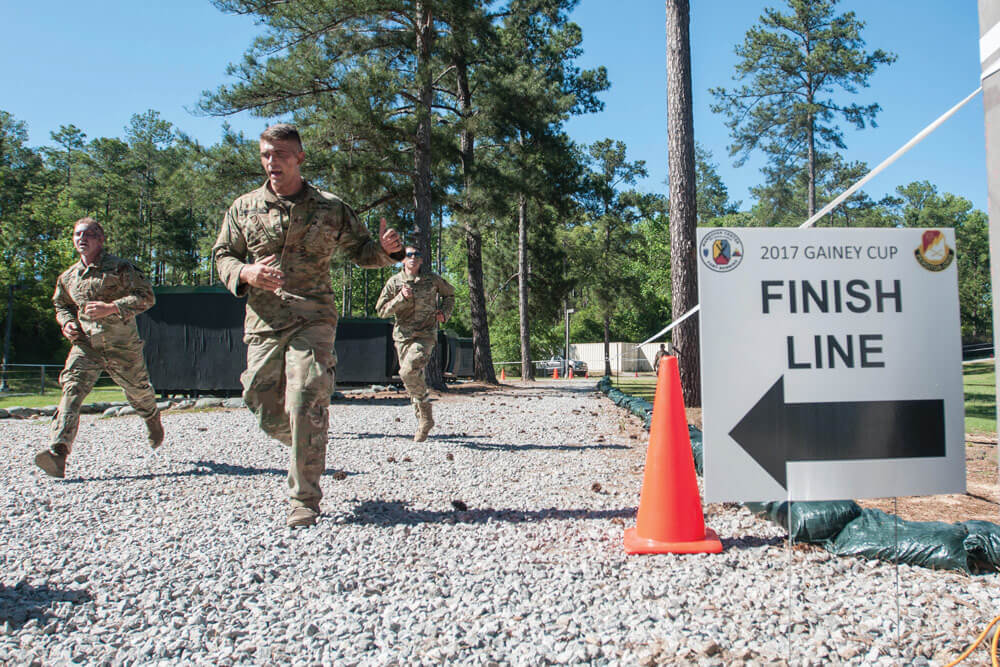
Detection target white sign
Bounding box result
[697,228,965,502]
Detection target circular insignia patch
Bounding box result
[699,229,744,273]
[914,230,954,272]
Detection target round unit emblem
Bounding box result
[700,229,744,273]
[913,230,954,272]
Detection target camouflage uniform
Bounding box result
[375,270,455,404]
[50,252,159,453]
[214,181,400,510]
[653,347,668,374]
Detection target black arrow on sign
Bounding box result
[728,376,945,490]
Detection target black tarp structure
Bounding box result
[137,287,246,394]
[334,318,396,384]
[137,287,398,393]
[441,332,474,376]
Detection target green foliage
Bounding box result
[896,181,992,341]
[711,0,895,215]
[0,0,991,376]
[751,151,898,227]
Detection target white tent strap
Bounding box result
[640,84,984,346]
[639,304,700,346]
[800,85,983,229]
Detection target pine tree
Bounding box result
[579,139,647,376]
[666,0,700,405]
[710,0,895,218]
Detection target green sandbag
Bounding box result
[739,501,861,543]
[628,397,652,421]
[688,427,704,476]
[962,520,1000,572]
[826,508,970,573]
[767,501,861,543]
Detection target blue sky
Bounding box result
[3,1,988,213]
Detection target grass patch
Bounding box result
[963,360,996,435]
[609,376,656,402]
[0,386,125,410]
[609,362,997,436]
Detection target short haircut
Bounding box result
[74,217,105,238]
[260,124,303,151]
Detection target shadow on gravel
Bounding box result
[338,431,487,440]
[62,460,360,483]
[506,384,598,396]
[334,397,412,406]
[448,439,628,452]
[721,535,786,549]
[345,499,635,526]
[0,584,92,628]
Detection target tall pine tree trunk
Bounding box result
[455,54,498,384]
[518,193,533,380]
[414,1,445,390]
[466,229,497,382]
[807,108,816,217]
[666,0,701,406]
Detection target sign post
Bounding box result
[697,227,965,502]
[979,1,1000,489]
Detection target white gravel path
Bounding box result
[1,378,996,665]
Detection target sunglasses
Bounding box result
[405,251,422,258]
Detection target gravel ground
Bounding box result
[1,378,996,665]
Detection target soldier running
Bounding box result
[34,217,164,478]
[214,124,403,528]
[376,245,455,442]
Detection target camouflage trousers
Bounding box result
[242,321,336,509]
[395,336,435,405]
[51,338,159,453]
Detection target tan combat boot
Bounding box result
[414,402,434,442]
[146,413,164,450]
[287,505,320,528]
[35,444,69,479]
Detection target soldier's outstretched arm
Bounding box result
[435,274,456,322]
[339,205,404,269]
[213,206,250,297]
[375,276,404,318]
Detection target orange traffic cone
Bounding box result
[500,368,506,381]
[552,368,559,379]
[624,356,722,554]
[568,367,574,379]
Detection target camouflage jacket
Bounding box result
[53,251,155,344]
[376,269,455,342]
[214,181,401,335]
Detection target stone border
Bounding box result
[0,397,245,420]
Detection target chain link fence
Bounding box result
[0,363,118,397]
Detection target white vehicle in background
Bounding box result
[535,356,588,376]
